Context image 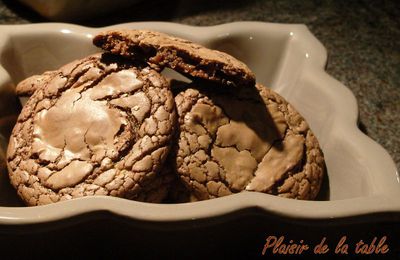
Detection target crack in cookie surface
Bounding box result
[174,84,325,201]
[7,53,176,206]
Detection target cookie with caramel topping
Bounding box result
[7,53,176,206]
[174,83,325,200]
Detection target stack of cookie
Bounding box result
[6,30,325,206]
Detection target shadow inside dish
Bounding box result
[0,77,25,206]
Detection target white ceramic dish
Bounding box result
[0,22,398,226]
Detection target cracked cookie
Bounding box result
[6,53,176,206]
[16,70,58,97]
[93,29,255,88]
[174,83,325,201]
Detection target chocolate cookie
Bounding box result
[174,84,325,200]
[15,70,58,97]
[7,53,176,206]
[93,29,255,88]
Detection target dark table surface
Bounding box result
[0,0,399,259]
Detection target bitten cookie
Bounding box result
[93,29,255,88]
[174,83,325,200]
[7,53,176,206]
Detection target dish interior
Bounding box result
[0,25,393,207]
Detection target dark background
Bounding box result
[0,0,399,259]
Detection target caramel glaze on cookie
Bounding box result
[93,29,256,88]
[7,53,176,206]
[173,83,325,201]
